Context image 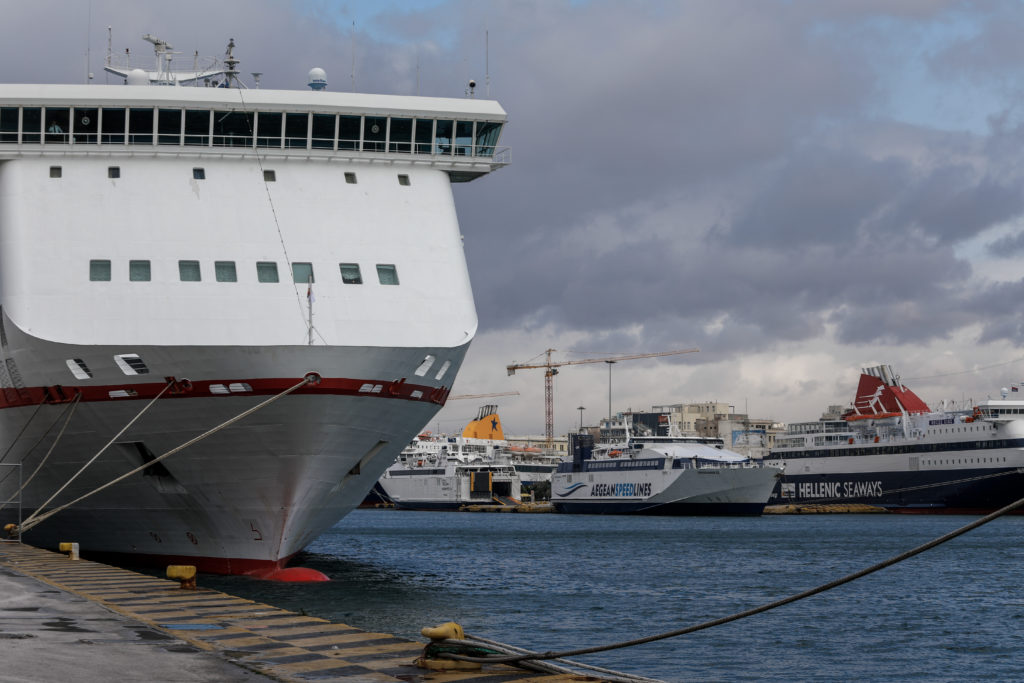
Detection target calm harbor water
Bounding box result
[203,510,1024,682]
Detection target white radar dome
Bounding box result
[126,69,149,86]
[308,67,327,91]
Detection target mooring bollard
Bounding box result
[166,564,197,590]
[58,542,79,560]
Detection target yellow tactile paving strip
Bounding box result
[0,542,603,682]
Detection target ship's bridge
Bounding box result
[0,84,508,182]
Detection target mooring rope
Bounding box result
[0,392,81,511]
[443,493,1024,666]
[0,397,47,465]
[0,394,79,491]
[18,375,314,534]
[19,379,175,530]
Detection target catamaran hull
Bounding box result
[551,466,780,516]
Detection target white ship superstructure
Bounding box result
[0,38,507,576]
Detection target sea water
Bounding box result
[204,510,1024,682]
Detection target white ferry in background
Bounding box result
[378,406,523,509]
[551,432,781,515]
[765,365,1024,513]
[0,35,508,576]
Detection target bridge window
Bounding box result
[256,111,281,147]
[44,107,70,144]
[338,115,360,150]
[179,260,201,282]
[128,108,153,144]
[49,166,61,178]
[398,174,410,186]
[22,107,41,143]
[184,109,210,145]
[389,117,412,153]
[455,120,474,156]
[311,113,335,149]
[434,119,452,155]
[158,108,182,145]
[414,118,433,153]
[108,166,120,178]
[0,107,17,142]
[263,169,276,182]
[345,172,357,184]
[193,168,205,180]
[101,107,125,144]
[475,121,501,155]
[285,113,307,149]
[213,111,252,147]
[89,260,111,281]
[256,261,279,283]
[74,107,98,144]
[365,116,386,152]
[339,263,362,284]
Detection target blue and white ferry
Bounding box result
[551,432,781,515]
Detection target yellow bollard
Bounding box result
[58,542,79,560]
[166,564,197,590]
[415,622,486,671]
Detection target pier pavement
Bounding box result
[0,540,607,682]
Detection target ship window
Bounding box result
[338,115,360,150]
[434,119,453,155]
[292,262,314,284]
[21,107,41,143]
[108,166,120,179]
[129,260,151,282]
[339,263,362,284]
[209,383,229,394]
[376,264,399,285]
[101,107,125,144]
[215,261,237,282]
[184,109,210,145]
[455,120,474,156]
[128,108,153,144]
[66,358,92,380]
[228,383,252,393]
[213,110,253,147]
[44,107,70,144]
[256,111,282,147]
[178,260,201,282]
[414,118,433,153]
[311,113,335,149]
[157,108,182,145]
[285,112,308,149]
[263,169,276,182]
[365,116,386,152]
[397,174,410,186]
[73,107,98,144]
[114,353,150,375]
[193,168,205,180]
[256,261,279,283]
[89,260,111,281]
[49,166,62,178]
[414,355,435,377]
[475,121,501,155]
[434,360,451,381]
[389,117,412,153]
[344,172,357,184]
[0,107,17,142]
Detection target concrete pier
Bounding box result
[0,541,610,682]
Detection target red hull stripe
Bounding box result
[0,376,449,410]
[74,547,299,577]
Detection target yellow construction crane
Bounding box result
[506,348,699,445]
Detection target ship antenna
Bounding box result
[223,38,240,88]
[485,28,490,97]
[350,20,356,91]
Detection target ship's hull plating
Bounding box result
[551,465,780,516]
[0,327,465,574]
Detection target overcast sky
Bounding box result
[5,0,1024,435]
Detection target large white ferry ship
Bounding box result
[0,37,507,576]
[551,433,781,515]
[765,365,1024,513]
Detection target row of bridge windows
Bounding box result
[87,260,399,285]
[0,106,502,156]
